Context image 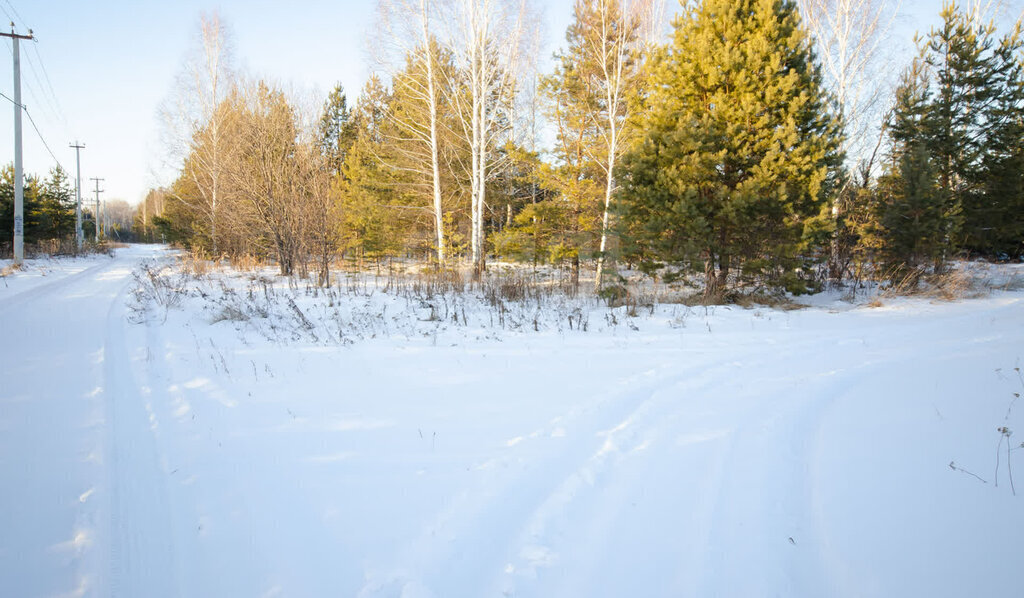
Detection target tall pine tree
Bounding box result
[975,24,1024,257]
[873,58,950,275]
[318,84,358,177]
[923,3,999,253]
[618,0,842,299]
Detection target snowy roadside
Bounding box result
[119,254,1024,596]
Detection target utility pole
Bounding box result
[90,177,104,242]
[70,142,85,251]
[1,25,34,265]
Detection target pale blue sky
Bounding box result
[0,1,1018,204]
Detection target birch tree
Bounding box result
[963,0,1005,29]
[552,0,653,291]
[798,0,899,279]
[375,0,451,265]
[799,0,897,172]
[438,0,533,279]
[161,12,236,255]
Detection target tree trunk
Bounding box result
[595,106,618,292]
[704,256,718,303]
[422,0,446,267]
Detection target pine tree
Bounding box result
[881,4,1024,261]
[876,144,946,274]
[923,3,1000,252]
[974,24,1024,257]
[1,166,54,249]
[490,146,596,279]
[870,58,950,275]
[318,84,358,177]
[35,166,76,242]
[618,0,842,299]
[336,76,416,263]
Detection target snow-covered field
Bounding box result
[2,245,1023,598]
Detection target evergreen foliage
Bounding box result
[974,25,1024,257]
[617,0,842,297]
[868,58,953,274]
[318,84,358,177]
[874,3,1024,269]
[1,164,77,252]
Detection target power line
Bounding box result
[3,0,26,30]
[18,46,63,128]
[1,25,73,174]
[24,106,67,172]
[28,40,67,130]
[1,39,56,128]
[0,88,20,108]
[0,89,64,170]
[2,6,71,143]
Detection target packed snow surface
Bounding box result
[2,245,1023,597]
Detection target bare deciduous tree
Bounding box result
[798,0,900,278]
[799,0,900,173]
[224,82,306,276]
[160,12,237,255]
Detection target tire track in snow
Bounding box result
[688,312,986,597]
[488,344,814,597]
[0,248,163,598]
[357,296,1024,597]
[488,330,877,597]
[0,258,117,311]
[357,349,766,597]
[104,259,180,598]
[691,364,860,597]
[143,318,356,596]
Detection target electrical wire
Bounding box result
[0,0,71,141]
[1,35,62,131]
[20,46,65,129]
[24,106,68,172]
[0,14,77,164]
[29,41,67,130]
[3,0,25,31]
[0,88,20,107]
[0,89,68,172]
[0,1,73,174]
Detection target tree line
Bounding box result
[0,164,77,251]
[1,161,149,255]
[143,0,1023,299]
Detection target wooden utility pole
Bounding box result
[1,25,34,264]
[70,142,85,250]
[90,177,104,242]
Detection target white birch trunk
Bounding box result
[419,0,447,266]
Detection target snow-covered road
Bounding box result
[2,247,1022,597]
[0,245,170,597]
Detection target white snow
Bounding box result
[2,245,1023,597]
